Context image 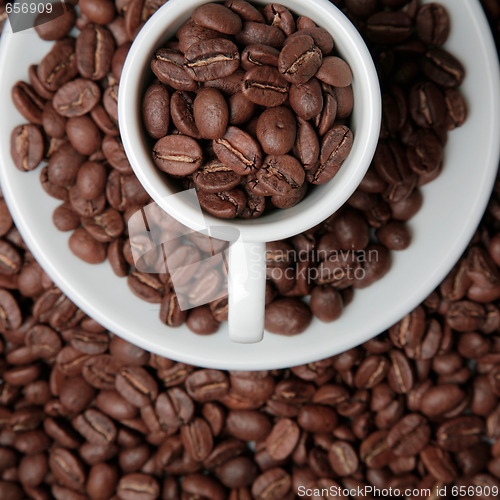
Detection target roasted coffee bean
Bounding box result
[117,473,160,500]
[265,418,300,460]
[37,38,79,92]
[376,221,411,250]
[366,11,413,44]
[308,125,353,185]
[236,22,286,49]
[177,20,224,54]
[213,126,263,174]
[252,468,291,500]
[116,366,158,408]
[49,447,85,491]
[142,82,170,139]
[53,78,101,117]
[76,24,115,80]
[66,115,102,156]
[87,463,119,500]
[436,416,485,452]
[72,408,117,444]
[151,49,198,91]
[242,65,290,107]
[185,39,240,82]
[10,124,44,172]
[416,3,450,46]
[265,298,312,335]
[193,160,242,193]
[69,228,107,264]
[263,4,296,36]
[421,48,466,88]
[160,292,187,327]
[241,44,280,71]
[256,107,296,155]
[34,3,76,40]
[193,88,229,140]
[152,135,203,175]
[193,3,242,35]
[198,189,247,219]
[285,27,334,55]
[386,413,431,457]
[328,440,358,476]
[289,78,323,120]
[316,57,353,87]
[409,82,446,128]
[278,35,322,84]
[294,117,320,168]
[80,0,116,25]
[11,81,44,125]
[256,154,305,196]
[310,285,343,322]
[181,417,214,461]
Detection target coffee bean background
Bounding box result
[0,0,500,497]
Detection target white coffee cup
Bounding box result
[118,0,381,344]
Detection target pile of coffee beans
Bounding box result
[7,0,468,334]
[1,169,500,497]
[143,1,355,219]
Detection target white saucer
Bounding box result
[0,0,499,370]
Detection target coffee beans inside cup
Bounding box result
[142,1,355,219]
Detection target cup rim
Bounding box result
[119,0,382,242]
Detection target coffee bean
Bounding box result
[80,0,116,25]
[278,35,322,84]
[10,124,44,172]
[153,135,203,175]
[236,22,286,48]
[289,78,323,120]
[242,65,290,107]
[186,305,220,334]
[142,82,171,139]
[193,88,229,139]
[69,228,107,264]
[117,473,160,500]
[193,3,242,35]
[316,57,353,87]
[266,418,300,460]
[72,408,117,444]
[198,189,247,219]
[213,126,263,174]
[241,44,280,70]
[38,38,79,92]
[409,82,446,128]
[256,107,296,155]
[11,81,45,125]
[416,3,450,46]
[421,48,465,88]
[53,78,101,117]
[66,115,102,156]
[76,24,115,80]
[308,125,353,185]
[386,413,431,457]
[87,463,119,500]
[436,416,485,452]
[116,366,158,408]
[366,11,413,44]
[252,468,291,500]
[328,440,358,476]
[181,417,214,461]
[256,155,305,195]
[35,3,76,40]
[286,27,334,55]
[49,447,86,491]
[185,39,240,82]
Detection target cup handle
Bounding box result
[228,239,266,343]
